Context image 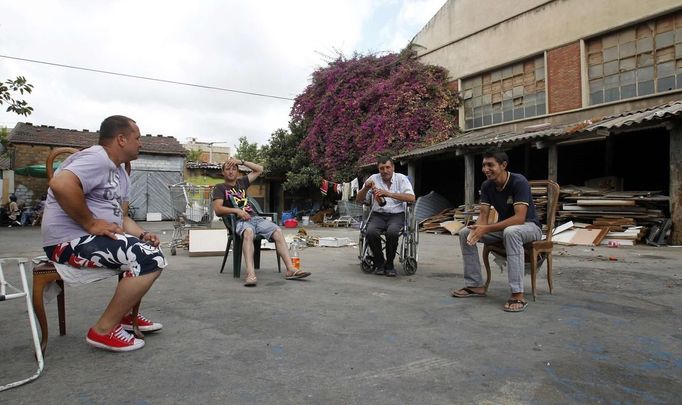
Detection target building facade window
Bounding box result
[587,11,682,105]
[461,55,546,130]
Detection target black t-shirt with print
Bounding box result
[211,176,255,213]
[480,172,540,227]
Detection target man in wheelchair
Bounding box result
[356,155,415,277]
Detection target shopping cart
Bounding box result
[337,200,364,227]
[168,182,214,255]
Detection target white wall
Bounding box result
[131,155,184,172]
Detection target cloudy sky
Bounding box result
[0,0,445,150]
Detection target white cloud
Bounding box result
[0,0,445,148]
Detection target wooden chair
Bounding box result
[219,197,281,278]
[32,147,78,353]
[482,180,560,301]
[32,147,140,354]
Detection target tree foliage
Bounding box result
[234,136,263,163]
[0,127,9,155]
[0,76,34,116]
[186,148,203,161]
[291,49,460,180]
[262,127,322,191]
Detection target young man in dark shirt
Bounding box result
[212,157,310,287]
[451,149,542,312]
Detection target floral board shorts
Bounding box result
[44,234,167,278]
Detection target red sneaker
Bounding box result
[121,313,163,333]
[86,325,145,352]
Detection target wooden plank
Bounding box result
[592,227,611,245]
[441,220,465,235]
[577,199,636,206]
[567,228,607,246]
[553,221,574,235]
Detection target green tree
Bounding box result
[0,76,34,116]
[0,127,9,155]
[234,136,263,163]
[261,127,322,191]
[186,148,203,161]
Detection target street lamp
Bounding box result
[206,141,231,163]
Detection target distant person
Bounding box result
[450,148,541,313]
[356,155,415,277]
[42,115,165,352]
[31,194,47,226]
[212,157,311,287]
[7,194,21,227]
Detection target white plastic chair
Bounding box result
[0,257,44,392]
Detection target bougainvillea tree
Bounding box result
[290,48,460,181]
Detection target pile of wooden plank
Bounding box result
[418,208,460,233]
[558,187,668,225]
[552,221,647,246]
[418,204,498,234]
[554,186,670,246]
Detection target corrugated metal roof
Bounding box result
[0,154,10,170]
[587,99,682,132]
[395,99,682,160]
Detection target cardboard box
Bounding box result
[146,212,162,221]
[188,229,227,256]
[318,237,351,247]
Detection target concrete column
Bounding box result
[671,126,682,245]
[464,153,475,210]
[548,144,558,183]
[408,162,417,191]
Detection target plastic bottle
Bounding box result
[290,242,301,270]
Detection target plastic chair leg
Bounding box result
[254,242,262,269]
[220,237,232,273]
[233,239,243,278]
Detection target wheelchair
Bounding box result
[357,200,419,275]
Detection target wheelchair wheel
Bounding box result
[361,257,374,274]
[403,257,417,276]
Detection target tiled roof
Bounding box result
[8,122,186,156]
[395,99,682,160]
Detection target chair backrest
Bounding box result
[248,197,264,214]
[46,147,132,181]
[46,147,79,181]
[528,180,560,242]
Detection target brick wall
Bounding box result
[11,144,52,205]
[547,41,582,113]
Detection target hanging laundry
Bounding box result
[350,178,359,195]
[341,182,351,201]
[320,179,329,196]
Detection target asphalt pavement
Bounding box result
[1,222,681,404]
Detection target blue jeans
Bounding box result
[459,222,542,293]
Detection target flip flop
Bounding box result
[285,270,311,280]
[451,287,487,298]
[244,275,257,287]
[503,299,528,312]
